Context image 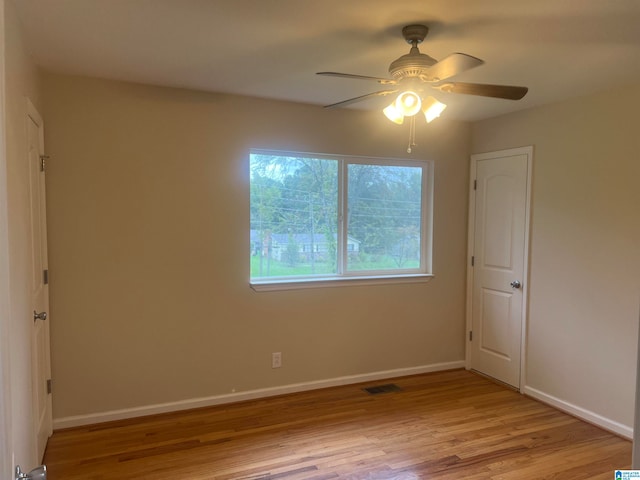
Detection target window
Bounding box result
[250,150,433,290]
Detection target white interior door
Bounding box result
[466,146,532,389]
[27,100,52,461]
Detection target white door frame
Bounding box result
[465,146,534,390]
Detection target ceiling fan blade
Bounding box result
[317,72,397,85]
[422,53,484,82]
[435,82,528,100]
[323,89,398,108]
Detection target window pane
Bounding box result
[250,153,338,279]
[347,164,422,272]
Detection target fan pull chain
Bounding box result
[407,115,417,153]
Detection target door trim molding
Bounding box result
[0,2,12,476]
[464,146,534,390]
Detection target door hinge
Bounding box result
[469,331,473,341]
[39,155,50,172]
[473,179,477,190]
[43,269,49,285]
[46,379,52,394]
[471,256,475,266]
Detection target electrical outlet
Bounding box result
[272,352,282,368]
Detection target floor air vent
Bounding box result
[363,383,402,395]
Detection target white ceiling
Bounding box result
[13,0,640,121]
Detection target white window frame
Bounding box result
[250,149,434,291]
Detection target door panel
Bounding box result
[483,175,514,269]
[480,288,512,359]
[27,101,52,461]
[468,147,531,388]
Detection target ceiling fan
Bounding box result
[317,24,528,113]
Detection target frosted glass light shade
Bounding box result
[395,91,422,117]
[422,96,447,123]
[383,103,404,124]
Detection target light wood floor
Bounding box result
[43,369,631,479]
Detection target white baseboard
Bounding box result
[522,385,633,439]
[53,361,465,430]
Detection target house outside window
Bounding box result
[250,150,433,290]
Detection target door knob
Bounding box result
[510,280,521,289]
[16,465,47,480]
[33,311,47,321]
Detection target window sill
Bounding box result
[250,274,434,292]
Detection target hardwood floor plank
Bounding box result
[43,370,631,479]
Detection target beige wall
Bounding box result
[472,84,640,429]
[41,64,640,433]
[4,0,42,470]
[42,73,471,420]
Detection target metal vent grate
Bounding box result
[363,383,402,395]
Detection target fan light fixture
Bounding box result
[383,92,447,153]
[383,92,446,125]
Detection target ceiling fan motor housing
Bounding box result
[402,24,429,44]
[388,49,438,81]
[389,24,437,81]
